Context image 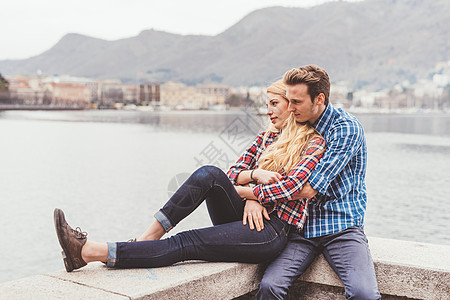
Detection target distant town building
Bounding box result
[43,75,98,101]
[159,82,229,109]
[123,85,138,103]
[330,81,352,109]
[7,75,91,108]
[196,84,230,102]
[3,60,449,113]
[8,77,43,105]
[139,83,160,105]
[44,82,91,107]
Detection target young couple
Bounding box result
[54,65,381,299]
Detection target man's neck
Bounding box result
[310,105,327,125]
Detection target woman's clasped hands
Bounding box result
[252,169,282,184]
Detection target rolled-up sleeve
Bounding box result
[253,137,326,204]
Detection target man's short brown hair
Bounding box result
[283,65,330,106]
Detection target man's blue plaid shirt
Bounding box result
[305,103,368,238]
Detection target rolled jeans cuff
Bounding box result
[154,210,173,232]
[106,242,117,268]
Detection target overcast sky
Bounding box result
[1,0,361,60]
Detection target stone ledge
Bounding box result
[1,237,449,299]
[0,274,128,300]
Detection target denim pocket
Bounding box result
[266,215,288,239]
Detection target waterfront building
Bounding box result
[139,83,160,106]
[43,82,91,107]
[196,84,230,105]
[159,82,229,110]
[43,75,98,103]
[123,85,138,104]
[8,77,45,105]
[7,75,91,108]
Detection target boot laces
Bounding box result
[72,227,87,239]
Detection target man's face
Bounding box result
[286,83,323,124]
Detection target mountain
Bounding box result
[1,0,449,90]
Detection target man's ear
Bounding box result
[315,93,325,105]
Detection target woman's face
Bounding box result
[266,92,290,130]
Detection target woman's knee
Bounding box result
[193,165,223,181]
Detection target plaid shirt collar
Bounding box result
[312,103,334,136]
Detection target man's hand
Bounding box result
[253,169,282,184]
[293,182,318,199]
[243,200,270,231]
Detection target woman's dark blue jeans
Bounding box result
[106,165,290,268]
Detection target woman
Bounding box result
[54,80,325,272]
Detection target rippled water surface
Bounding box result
[0,110,449,283]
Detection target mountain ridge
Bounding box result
[1,0,449,90]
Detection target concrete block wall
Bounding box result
[1,237,449,299]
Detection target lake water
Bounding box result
[0,109,449,283]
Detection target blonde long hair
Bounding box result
[262,80,288,144]
[258,114,324,174]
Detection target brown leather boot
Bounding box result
[54,208,88,272]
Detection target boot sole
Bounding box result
[54,208,74,272]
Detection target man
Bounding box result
[257,65,381,299]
